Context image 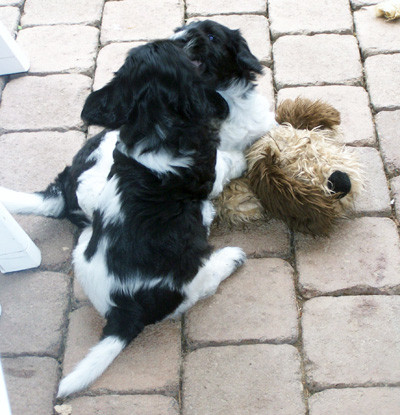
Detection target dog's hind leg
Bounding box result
[170,246,246,318]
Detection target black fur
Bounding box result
[173,20,263,89]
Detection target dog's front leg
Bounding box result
[210,150,247,199]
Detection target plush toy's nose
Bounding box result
[327,170,351,198]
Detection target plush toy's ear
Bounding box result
[233,31,263,78]
[81,79,134,129]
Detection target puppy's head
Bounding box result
[81,40,228,134]
[172,20,263,88]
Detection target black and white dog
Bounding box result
[0,21,276,397]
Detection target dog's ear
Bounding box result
[81,79,134,129]
[205,89,229,120]
[81,52,138,128]
[233,31,263,77]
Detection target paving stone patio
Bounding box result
[0,0,399,414]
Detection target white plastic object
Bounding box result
[0,359,12,415]
[0,201,41,273]
[0,20,29,76]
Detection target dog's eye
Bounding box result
[207,34,216,41]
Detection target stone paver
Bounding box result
[256,66,275,108]
[0,75,91,131]
[274,35,363,89]
[0,131,85,191]
[2,357,58,415]
[21,0,104,26]
[0,270,69,356]
[365,53,400,111]
[277,86,376,146]
[354,6,400,57]
[187,14,272,65]
[185,258,298,347]
[0,6,20,35]
[351,146,391,215]
[68,395,180,415]
[62,306,181,395]
[376,110,400,177]
[309,387,400,415]
[101,0,184,45]
[269,0,353,39]
[183,344,305,415]
[17,25,99,74]
[296,217,400,297]
[186,0,265,17]
[0,0,23,6]
[353,150,389,214]
[210,219,290,258]
[94,42,144,91]
[302,296,400,391]
[391,175,400,219]
[350,0,379,8]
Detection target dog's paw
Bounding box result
[217,246,247,272]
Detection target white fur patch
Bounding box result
[97,175,124,226]
[218,81,277,152]
[57,335,125,398]
[0,186,65,217]
[210,150,247,198]
[76,131,118,220]
[201,200,216,229]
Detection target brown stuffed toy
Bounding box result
[214,97,363,236]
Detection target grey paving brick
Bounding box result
[365,53,400,111]
[187,15,271,65]
[351,146,391,215]
[101,0,184,45]
[256,66,275,108]
[277,86,376,146]
[269,0,353,39]
[302,296,400,391]
[14,215,75,270]
[183,344,305,415]
[296,217,400,297]
[0,131,85,191]
[376,110,400,177]
[0,6,20,35]
[0,270,69,356]
[273,35,363,89]
[62,306,181,395]
[309,387,400,415]
[93,42,144,91]
[17,25,99,74]
[354,6,400,57]
[0,0,23,5]
[21,0,104,26]
[210,219,290,258]
[186,0,265,17]
[68,395,180,415]
[391,175,400,219]
[2,357,58,415]
[0,74,91,131]
[350,0,379,8]
[185,258,298,347]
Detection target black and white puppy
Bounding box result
[0,20,276,224]
[50,40,242,397]
[172,20,277,195]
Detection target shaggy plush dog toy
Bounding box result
[215,98,363,236]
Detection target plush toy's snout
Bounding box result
[327,171,351,198]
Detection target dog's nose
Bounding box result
[327,170,351,198]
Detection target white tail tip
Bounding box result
[57,336,125,398]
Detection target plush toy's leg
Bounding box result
[210,150,247,198]
[375,0,400,20]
